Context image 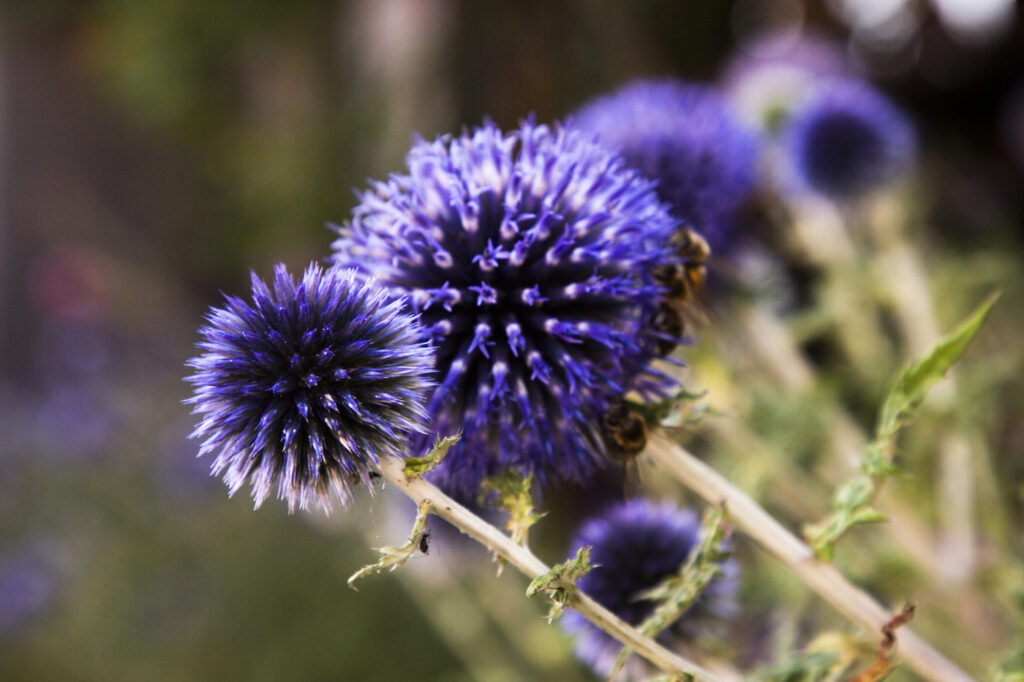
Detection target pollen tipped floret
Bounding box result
[783,78,915,199]
[573,79,759,253]
[562,499,738,679]
[186,263,433,512]
[331,120,680,498]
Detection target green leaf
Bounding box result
[526,546,593,623]
[479,470,545,548]
[996,643,1024,682]
[748,651,842,682]
[403,433,461,478]
[860,443,899,478]
[849,507,887,525]
[804,293,998,559]
[805,481,889,560]
[875,292,998,442]
[995,667,1024,679]
[626,388,708,427]
[347,500,431,589]
[610,507,731,678]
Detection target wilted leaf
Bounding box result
[403,433,461,478]
[526,546,593,623]
[347,500,431,589]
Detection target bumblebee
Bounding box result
[600,400,647,463]
[655,227,710,307]
[650,227,710,357]
[652,301,685,356]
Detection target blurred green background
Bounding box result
[1,1,1023,680]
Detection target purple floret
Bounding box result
[331,120,680,499]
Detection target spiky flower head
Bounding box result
[331,120,679,499]
[562,499,738,679]
[573,79,759,253]
[782,78,915,200]
[186,263,433,511]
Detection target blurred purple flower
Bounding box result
[186,264,434,512]
[573,79,759,253]
[0,539,63,636]
[562,499,738,679]
[33,320,114,385]
[782,79,915,199]
[331,121,679,499]
[721,32,852,132]
[30,384,116,462]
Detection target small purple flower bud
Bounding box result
[562,499,738,679]
[782,78,915,200]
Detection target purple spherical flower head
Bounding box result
[563,499,738,679]
[186,263,434,512]
[573,79,759,253]
[331,120,680,499]
[783,79,915,200]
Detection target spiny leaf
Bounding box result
[526,545,593,623]
[479,470,545,550]
[804,293,998,559]
[610,507,731,678]
[626,388,708,427]
[876,292,998,442]
[635,507,730,617]
[403,433,461,478]
[347,500,431,589]
[860,443,899,478]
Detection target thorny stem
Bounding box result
[646,432,975,682]
[374,455,723,682]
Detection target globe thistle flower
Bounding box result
[721,32,851,132]
[331,121,679,499]
[782,79,915,200]
[573,79,759,253]
[186,263,434,511]
[562,499,738,679]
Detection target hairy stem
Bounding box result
[645,432,975,682]
[374,454,723,682]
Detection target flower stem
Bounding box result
[375,454,723,682]
[645,432,975,682]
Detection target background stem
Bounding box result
[646,432,975,682]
